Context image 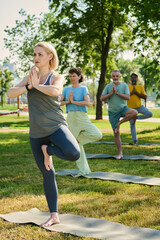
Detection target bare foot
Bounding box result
[133,141,138,146]
[40,213,60,227]
[116,154,123,160]
[115,122,120,134]
[74,174,82,178]
[41,145,52,171]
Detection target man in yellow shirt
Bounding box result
[127,73,153,145]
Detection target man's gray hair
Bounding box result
[111,70,121,76]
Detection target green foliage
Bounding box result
[0,67,13,106]
[116,58,142,84]
[4,9,53,76]
[116,56,160,99]
[4,0,160,115]
[133,56,160,97]
[48,0,133,73]
[130,0,160,97]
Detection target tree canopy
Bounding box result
[4,0,160,117]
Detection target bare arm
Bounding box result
[7,76,31,98]
[134,91,147,100]
[31,68,65,97]
[70,93,90,106]
[100,92,113,101]
[100,84,130,101]
[114,84,130,100]
[130,86,147,100]
[59,95,70,106]
[116,92,130,100]
[100,86,114,101]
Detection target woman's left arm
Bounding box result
[31,69,64,97]
[70,94,90,106]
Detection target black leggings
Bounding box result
[30,125,80,212]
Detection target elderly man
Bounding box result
[100,70,137,159]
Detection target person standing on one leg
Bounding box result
[7,42,80,227]
[60,68,102,176]
[100,70,138,159]
[127,73,153,145]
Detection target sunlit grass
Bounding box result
[0,115,159,132]
[0,116,160,239]
[1,104,160,117]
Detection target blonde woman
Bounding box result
[7,42,80,227]
[60,68,102,176]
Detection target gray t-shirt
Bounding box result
[28,72,67,138]
[102,82,130,113]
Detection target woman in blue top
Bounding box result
[60,68,102,176]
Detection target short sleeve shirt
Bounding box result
[62,86,89,113]
[102,82,130,113]
[127,85,146,108]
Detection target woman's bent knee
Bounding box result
[94,132,102,141]
[70,150,80,161]
[65,149,80,161]
[98,131,103,140]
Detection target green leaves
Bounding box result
[4,0,160,114]
[0,66,13,106]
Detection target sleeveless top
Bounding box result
[28,72,67,138]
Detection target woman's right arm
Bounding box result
[7,76,31,98]
[59,95,70,106]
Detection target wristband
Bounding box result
[25,84,31,91]
[116,92,119,95]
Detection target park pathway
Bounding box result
[87,115,160,122]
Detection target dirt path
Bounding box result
[0,127,147,133]
[0,128,29,132]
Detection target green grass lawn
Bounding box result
[0,116,160,239]
[1,104,160,117]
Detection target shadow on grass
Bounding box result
[0,121,29,128]
[1,131,160,199]
[139,126,160,134]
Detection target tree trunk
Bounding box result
[96,20,114,119]
[1,80,3,107]
[1,95,3,107]
[17,97,20,117]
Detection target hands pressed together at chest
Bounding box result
[27,67,40,90]
[60,90,90,107]
[130,85,147,100]
[7,66,64,98]
[68,91,90,106]
[130,86,138,96]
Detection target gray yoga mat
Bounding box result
[86,153,160,161]
[56,169,160,186]
[0,208,160,240]
[91,142,160,146]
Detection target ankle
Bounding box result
[51,212,59,218]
